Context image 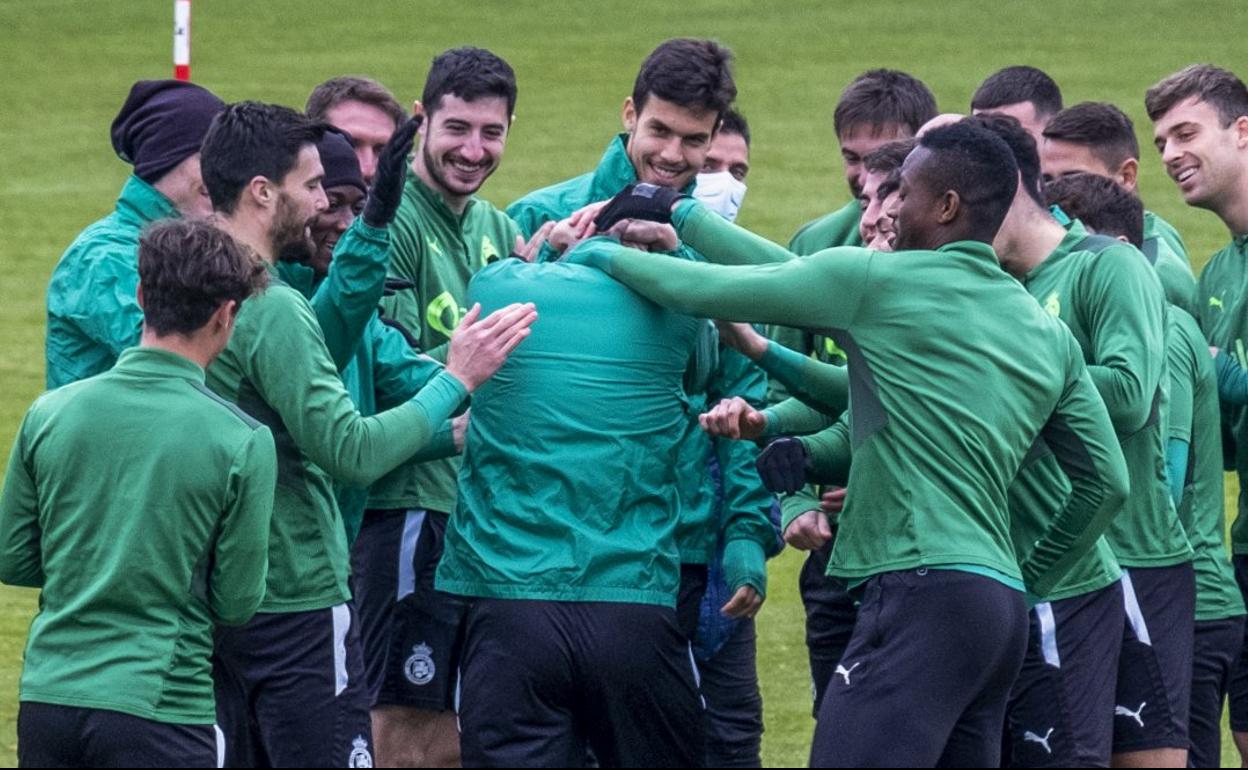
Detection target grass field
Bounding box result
[2,0,1248,765]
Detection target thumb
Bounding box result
[817,513,833,539]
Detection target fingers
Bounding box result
[816,511,833,540]
[720,586,762,619]
[456,303,482,331]
[783,511,830,551]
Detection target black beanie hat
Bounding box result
[318,129,367,196]
[110,80,225,183]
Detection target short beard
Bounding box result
[423,141,488,198]
[270,192,314,262]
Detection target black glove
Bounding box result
[362,115,422,228]
[756,437,810,495]
[593,183,688,232]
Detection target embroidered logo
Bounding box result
[834,662,861,685]
[1023,728,1054,754]
[1043,291,1061,317]
[1211,295,1225,311]
[404,642,436,686]
[425,291,466,339]
[348,735,374,768]
[427,238,445,257]
[1115,702,1146,728]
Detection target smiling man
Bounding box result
[1147,63,1248,765]
[306,76,406,185]
[362,46,525,768]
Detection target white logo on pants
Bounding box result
[405,642,436,686]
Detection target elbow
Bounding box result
[0,566,43,589]
[212,594,264,627]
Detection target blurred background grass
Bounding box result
[1,0,1247,764]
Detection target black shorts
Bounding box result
[698,617,763,768]
[1005,580,1124,767]
[1189,615,1244,768]
[17,702,219,768]
[212,604,373,768]
[457,598,705,768]
[1226,556,1248,732]
[1112,563,1196,754]
[809,568,1027,768]
[352,508,469,712]
[799,539,858,717]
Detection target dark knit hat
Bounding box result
[110,80,225,183]
[318,128,367,195]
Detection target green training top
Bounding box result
[437,252,701,606]
[1024,221,1192,567]
[1166,308,1246,620]
[45,175,180,389]
[207,265,468,613]
[370,174,519,517]
[569,203,1130,596]
[0,347,276,723]
[1144,210,1198,319]
[507,134,775,563]
[1200,233,1248,554]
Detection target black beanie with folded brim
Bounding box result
[319,129,368,196]
[110,79,225,184]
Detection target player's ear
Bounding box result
[938,189,960,225]
[1116,157,1139,192]
[1234,115,1248,149]
[135,283,145,310]
[622,97,637,133]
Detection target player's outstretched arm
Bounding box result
[1022,345,1129,598]
[209,428,277,626]
[566,237,870,332]
[0,416,44,588]
[716,321,849,416]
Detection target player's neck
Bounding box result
[996,203,1067,278]
[139,328,217,370]
[411,155,471,217]
[214,212,275,264]
[1214,166,1248,237]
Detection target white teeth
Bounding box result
[1177,168,1196,183]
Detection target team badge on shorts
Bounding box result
[348,735,374,768]
[405,642,436,686]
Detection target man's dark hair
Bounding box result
[306,76,406,127]
[1042,102,1140,169]
[632,38,736,121]
[719,109,750,146]
[965,113,1044,207]
[1145,64,1248,125]
[971,66,1064,120]
[201,101,325,215]
[1044,172,1144,248]
[138,219,268,336]
[866,139,917,198]
[917,122,1020,241]
[422,47,517,119]
[834,69,937,139]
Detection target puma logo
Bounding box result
[1210,296,1225,310]
[1115,702,1146,728]
[1023,727,1054,755]
[834,662,861,685]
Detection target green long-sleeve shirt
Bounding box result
[0,347,276,723]
[369,174,519,517]
[1144,211,1198,319]
[1023,222,1192,568]
[1166,308,1245,620]
[570,205,1129,596]
[1197,234,1248,553]
[45,175,180,389]
[279,246,454,545]
[507,134,776,563]
[206,265,468,613]
[438,254,701,606]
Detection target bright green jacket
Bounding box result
[45,175,179,389]
[1,347,276,723]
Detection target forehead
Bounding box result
[707,132,749,162]
[899,145,931,182]
[839,123,910,155]
[429,94,510,126]
[326,184,366,204]
[1041,138,1111,173]
[290,144,324,179]
[973,101,1039,127]
[637,95,719,135]
[1153,95,1222,134]
[861,168,889,194]
[325,100,398,135]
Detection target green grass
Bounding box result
[2,0,1248,765]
